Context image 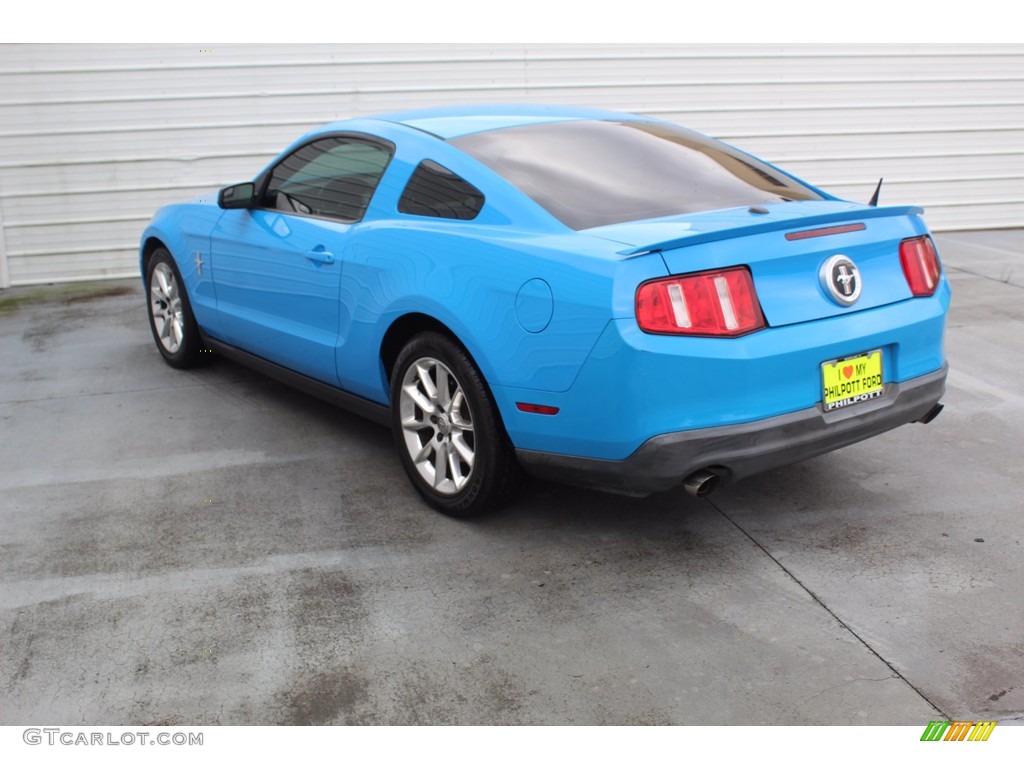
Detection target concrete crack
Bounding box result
[705,497,949,720]
[806,675,899,703]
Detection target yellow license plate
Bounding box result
[821,350,884,411]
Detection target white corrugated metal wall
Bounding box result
[0,43,1021,287]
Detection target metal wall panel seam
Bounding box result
[1,105,1022,138]
[814,174,1024,186]
[3,74,1022,108]
[4,182,234,199]
[10,271,139,287]
[762,149,1024,163]
[0,47,1019,76]
[4,214,152,228]
[717,126,1024,140]
[638,101,1024,114]
[8,244,140,258]
[0,151,280,170]
[0,119,321,139]
[5,98,1018,126]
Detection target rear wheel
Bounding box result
[145,248,202,368]
[391,333,519,517]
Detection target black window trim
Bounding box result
[253,131,397,224]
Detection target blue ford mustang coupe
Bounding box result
[140,104,949,516]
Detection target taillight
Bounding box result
[636,267,766,336]
[899,235,941,297]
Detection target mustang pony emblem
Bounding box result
[820,255,862,306]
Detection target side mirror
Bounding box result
[218,182,256,209]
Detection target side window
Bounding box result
[398,160,485,221]
[264,136,393,221]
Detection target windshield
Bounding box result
[451,119,823,230]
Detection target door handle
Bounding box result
[306,247,335,265]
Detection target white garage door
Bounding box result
[0,43,1021,286]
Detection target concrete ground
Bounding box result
[0,230,1021,726]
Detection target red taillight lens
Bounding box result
[636,267,766,336]
[899,235,941,297]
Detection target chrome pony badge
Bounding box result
[820,255,861,306]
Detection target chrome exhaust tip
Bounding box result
[916,402,944,425]
[683,469,719,498]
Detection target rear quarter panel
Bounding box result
[335,222,668,409]
[331,122,671,409]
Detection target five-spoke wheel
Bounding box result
[145,248,201,368]
[399,356,477,495]
[391,333,519,516]
[150,261,185,354]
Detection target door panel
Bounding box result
[207,134,394,385]
[210,209,348,385]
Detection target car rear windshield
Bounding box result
[450,119,823,230]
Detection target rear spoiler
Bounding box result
[617,205,924,257]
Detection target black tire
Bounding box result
[145,247,203,369]
[390,332,520,517]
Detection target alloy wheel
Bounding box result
[398,356,476,495]
[150,262,184,354]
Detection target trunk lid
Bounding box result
[587,200,929,327]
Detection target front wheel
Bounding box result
[145,247,202,368]
[390,333,519,517]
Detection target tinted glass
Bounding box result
[398,160,485,220]
[451,120,823,230]
[264,136,393,221]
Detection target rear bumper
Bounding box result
[516,363,947,495]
